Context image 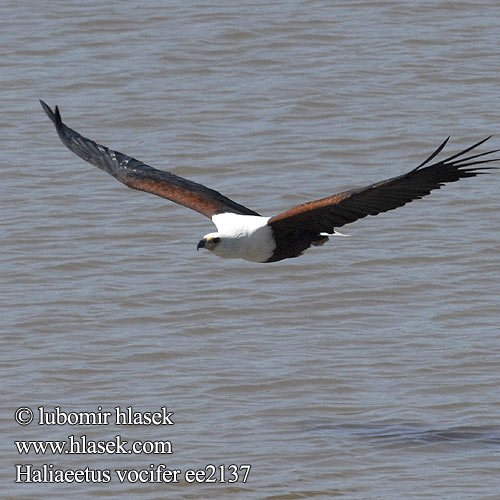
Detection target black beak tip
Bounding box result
[197,239,205,251]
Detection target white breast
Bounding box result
[211,213,275,262]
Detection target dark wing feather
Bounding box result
[40,101,260,218]
[269,137,498,234]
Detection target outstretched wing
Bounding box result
[40,101,260,218]
[269,137,498,234]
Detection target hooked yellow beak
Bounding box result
[197,236,220,251]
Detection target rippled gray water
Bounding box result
[2,1,500,498]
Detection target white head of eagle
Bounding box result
[197,213,275,262]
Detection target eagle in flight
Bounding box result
[40,101,498,263]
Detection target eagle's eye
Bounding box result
[212,237,220,244]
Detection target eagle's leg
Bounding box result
[311,235,329,247]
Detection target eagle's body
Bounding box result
[40,100,498,263]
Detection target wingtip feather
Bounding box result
[54,105,62,126]
[414,136,450,170]
[40,100,64,131]
[40,99,54,122]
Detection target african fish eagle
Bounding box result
[40,101,498,263]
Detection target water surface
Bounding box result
[2,1,500,498]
